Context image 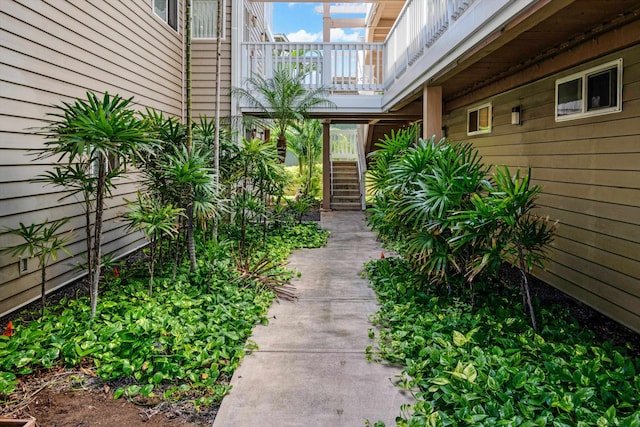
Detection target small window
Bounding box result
[467,103,492,136]
[193,0,226,39]
[154,0,178,31]
[555,59,622,121]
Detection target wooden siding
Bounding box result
[444,45,640,332]
[192,0,233,120]
[0,0,184,317]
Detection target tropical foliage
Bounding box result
[366,126,556,328]
[366,257,640,426]
[35,91,154,318]
[231,67,334,161]
[0,223,328,407]
[1,219,72,316]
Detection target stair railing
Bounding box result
[356,126,367,211]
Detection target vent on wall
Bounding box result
[19,258,28,275]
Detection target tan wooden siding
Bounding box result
[191,0,233,120]
[0,0,184,317]
[444,44,640,332]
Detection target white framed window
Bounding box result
[467,103,492,136]
[193,0,226,39]
[555,59,622,121]
[153,0,179,32]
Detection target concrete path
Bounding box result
[212,211,413,427]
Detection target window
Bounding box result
[467,103,492,135]
[193,0,225,39]
[154,0,178,31]
[555,59,622,121]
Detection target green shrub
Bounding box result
[366,257,640,426]
[366,127,555,328]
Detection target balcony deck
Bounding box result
[238,0,539,119]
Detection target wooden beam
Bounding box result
[330,18,366,29]
[322,121,331,211]
[423,85,443,140]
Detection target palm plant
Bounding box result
[158,144,220,273]
[450,167,557,330]
[287,119,323,198]
[37,91,154,318]
[124,192,184,295]
[1,219,72,316]
[229,138,285,253]
[231,67,334,162]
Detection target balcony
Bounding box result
[238,0,540,118]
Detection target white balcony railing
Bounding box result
[239,0,478,100]
[241,42,384,93]
[384,0,475,88]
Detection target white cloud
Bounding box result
[330,28,363,42]
[287,29,323,42]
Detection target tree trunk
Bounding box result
[187,204,197,272]
[40,261,46,317]
[185,0,192,153]
[277,134,287,163]
[518,247,537,331]
[149,238,156,296]
[90,154,106,318]
[212,0,223,239]
[84,197,93,293]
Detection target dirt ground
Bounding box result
[2,268,639,426]
[27,387,200,427]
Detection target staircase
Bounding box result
[331,161,362,210]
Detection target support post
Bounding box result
[423,84,443,140]
[322,120,331,211]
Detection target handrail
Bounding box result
[242,42,384,93]
[356,126,367,211]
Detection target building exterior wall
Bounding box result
[0,0,184,316]
[192,0,232,121]
[444,44,640,332]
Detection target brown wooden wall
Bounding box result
[444,45,640,332]
[0,0,184,316]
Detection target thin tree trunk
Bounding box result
[184,0,197,273]
[40,262,46,317]
[90,155,106,318]
[185,0,192,153]
[187,204,197,272]
[84,197,93,293]
[518,247,537,331]
[149,238,156,296]
[211,0,223,239]
[277,134,287,163]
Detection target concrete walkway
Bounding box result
[212,211,413,427]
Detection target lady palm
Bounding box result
[1,219,72,317]
[37,91,153,318]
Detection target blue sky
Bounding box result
[272,2,367,42]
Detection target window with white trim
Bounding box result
[193,0,226,39]
[555,59,622,121]
[467,103,492,136]
[154,0,178,31]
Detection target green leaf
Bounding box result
[113,387,125,399]
[452,330,467,347]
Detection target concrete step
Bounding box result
[330,201,362,210]
[333,189,360,197]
